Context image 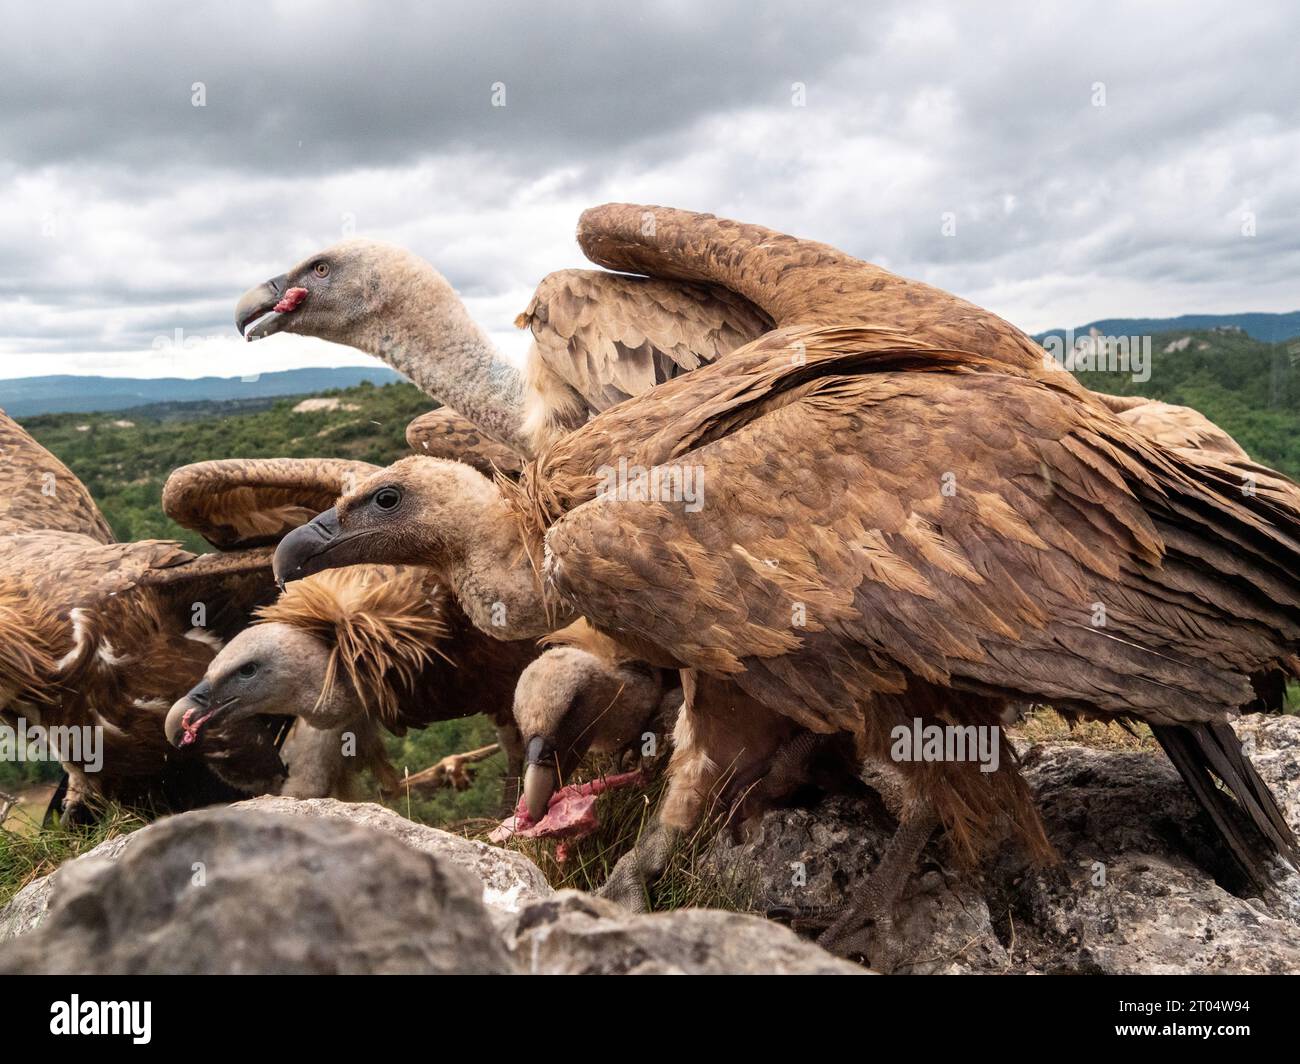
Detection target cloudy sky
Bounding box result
[1,0,1297,381]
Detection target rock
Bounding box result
[0,797,551,945]
[0,807,514,974]
[0,833,134,942]
[231,796,552,918]
[705,716,1300,974]
[704,793,1007,974]
[291,397,359,413]
[990,715,1300,974]
[506,890,864,974]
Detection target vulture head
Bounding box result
[164,622,349,754]
[235,239,452,346]
[273,456,498,582]
[513,624,672,821]
[165,566,448,757]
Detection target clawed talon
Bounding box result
[815,797,939,972]
[818,889,901,971]
[597,822,679,911]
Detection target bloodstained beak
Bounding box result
[165,681,216,749]
[235,273,300,340]
[272,507,343,587]
[523,735,558,821]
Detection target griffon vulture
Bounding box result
[162,563,537,805]
[272,205,1300,965]
[234,242,773,456]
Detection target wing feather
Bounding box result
[540,346,1300,736]
[163,457,380,549]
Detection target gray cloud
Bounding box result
[1,0,1298,380]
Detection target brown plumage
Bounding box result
[163,456,381,550]
[405,407,525,477]
[272,206,1300,953]
[0,411,113,542]
[235,240,772,455]
[515,269,773,449]
[1097,392,1250,461]
[0,414,376,816]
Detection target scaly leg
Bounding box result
[496,720,525,814]
[597,821,682,911]
[817,796,939,971]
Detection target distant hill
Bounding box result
[1036,310,1300,345]
[0,366,403,417]
[17,379,431,550]
[1063,327,1299,477]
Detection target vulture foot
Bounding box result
[816,798,939,972]
[597,822,680,911]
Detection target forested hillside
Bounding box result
[1069,329,1299,477]
[18,380,431,552]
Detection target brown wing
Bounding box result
[0,409,114,541]
[0,531,275,748]
[538,328,1300,736]
[0,532,275,639]
[163,457,380,549]
[576,204,1056,382]
[1099,394,1250,460]
[405,407,525,476]
[517,269,772,446]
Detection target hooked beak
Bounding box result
[236,273,303,340]
[164,680,226,749]
[523,735,559,822]
[272,507,343,587]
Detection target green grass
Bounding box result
[0,802,145,908]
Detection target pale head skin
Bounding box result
[513,646,665,820]
[273,456,561,639]
[236,239,440,348]
[235,240,529,451]
[164,622,359,753]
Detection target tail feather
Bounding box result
[1151,721,1299,891]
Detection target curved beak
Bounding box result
[165,680,217,749]
[272,507,342,587]
[523,735,558,822]
[523,764,558,822]
[235,273,292,340]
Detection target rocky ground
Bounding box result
[2,717,1298,975]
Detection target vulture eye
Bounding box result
[238,662,260,679]
[373,487,402,512]
[313,261,330,277]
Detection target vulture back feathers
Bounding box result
[527,315,1300,884]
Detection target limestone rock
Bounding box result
[0,807,514,974]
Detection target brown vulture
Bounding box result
[160,563,539,806]
[271,204,1300,968]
